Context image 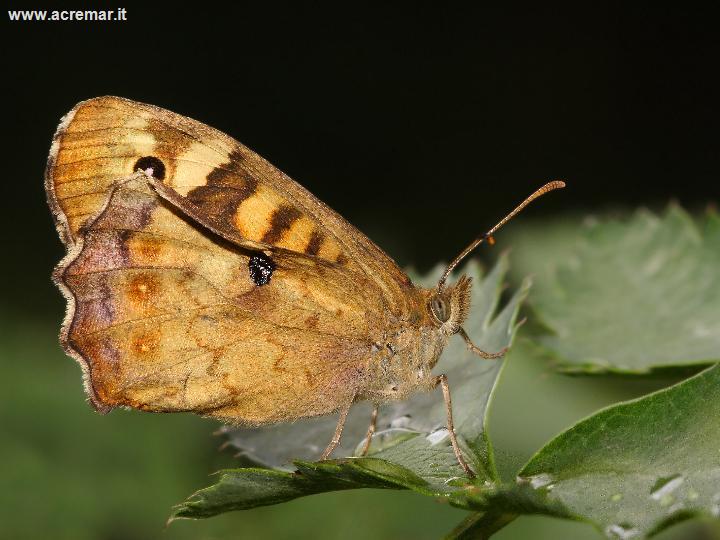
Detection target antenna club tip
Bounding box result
[546,180,566,190]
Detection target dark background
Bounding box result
[2,4,718,540]
[4,3,718,315]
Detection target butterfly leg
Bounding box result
[359,405,379,456]
[434,374,475,478]
[459,328,507,359]
[320,402,352,460]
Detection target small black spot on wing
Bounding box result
[134,156,166,180]
[248,253,276,286]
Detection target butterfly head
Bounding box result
[428,275,472,336]
[428,182,566,339]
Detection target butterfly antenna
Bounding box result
[437,180,566,289]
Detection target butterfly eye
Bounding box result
[430,296,450,323]
[134,156,166,180]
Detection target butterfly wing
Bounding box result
[55,176,389,423]
[46,96,414,315]
[47,97,427,424]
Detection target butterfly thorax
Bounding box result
[359,325,446,403]
[358,279,472,404]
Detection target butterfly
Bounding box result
[46,97,564,476]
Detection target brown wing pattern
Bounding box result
[56,177,384,424]
[46,96,414,315]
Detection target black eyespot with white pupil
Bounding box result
[249,253,276,286]
[134,156,166,180]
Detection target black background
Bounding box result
[3,4,718,315]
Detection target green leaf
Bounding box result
[511,206,720,374]
[452,362,720,538]
[170,459,435,520]
[171,257,529,520]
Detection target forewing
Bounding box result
[46,96,414,314]
[55,177,381,424]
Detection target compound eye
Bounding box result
[431,296,449,323]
